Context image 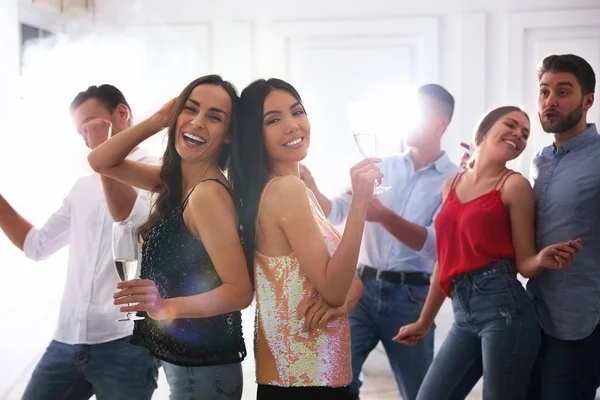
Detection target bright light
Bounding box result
[347,84,420,155]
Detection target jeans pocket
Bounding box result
[212,363,243,398]
[472,274,509,294]
[406,284,428,305]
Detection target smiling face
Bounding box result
[262,89,310,164]
[476,110,530,163]
[173,84,233,164]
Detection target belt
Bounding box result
[359,265,431,286]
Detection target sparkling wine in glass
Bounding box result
[352,133,391,194]
[112,221,144,322]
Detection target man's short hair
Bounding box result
[70,84,132,123]
[418,83,455,121]
[538,54,596,95]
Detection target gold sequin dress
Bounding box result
[254,185,352,387]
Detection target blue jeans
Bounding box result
[21,336,158,400]
[417,259,541,400]
[349,271,434,400]
[162,361,243,400]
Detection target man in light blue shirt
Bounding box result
[302,84,461,400]
[525,54,600,400]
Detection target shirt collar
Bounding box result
[433,151,452,173]
[405,149,452,174]
[552,123,598,154]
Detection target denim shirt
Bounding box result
[328,151,461,273]
[528,124,600,340]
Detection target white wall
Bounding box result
[0,2,93,398]
[0,0,19,130]
[0,2,43,398]
[92,0,600,196]
[93,0,600,396]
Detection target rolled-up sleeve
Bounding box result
[126,191,153,226]
[124,153,159,226]
[415,204,442,261]
[23,198,71,261]
[327,188,352,225]
[417,223,437,261]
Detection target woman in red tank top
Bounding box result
[392,106,582,400]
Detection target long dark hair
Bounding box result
[230,78,304,279]
[138,75,239,241]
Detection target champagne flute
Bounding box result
[352,133,391,194]
[112,221,144,322]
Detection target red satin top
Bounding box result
[435,170,517,296]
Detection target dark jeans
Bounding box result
[525,324,600,400]
[349,270,434,400]
[417,259,541,400]
[257,384,353,400]
[21,336,158,400]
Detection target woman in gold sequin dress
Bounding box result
[230,78,381,400]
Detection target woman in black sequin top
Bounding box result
[88,75,253,399]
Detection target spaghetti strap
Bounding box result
[200,178,234,197]
[256,177,279,231]
[494,170,518,191]
[181,178,233,209]
[450,172,464,189]
[181,187,197,209]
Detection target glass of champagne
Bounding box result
[112,221,144,322]
[352,133,391,194]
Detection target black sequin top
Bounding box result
[131,179,247,366]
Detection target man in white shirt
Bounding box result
[0,84,159,399]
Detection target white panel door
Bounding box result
[253,17,439,196]
[506,8,600,175]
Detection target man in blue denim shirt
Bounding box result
[525,54,600,400]
[301,84,461,400]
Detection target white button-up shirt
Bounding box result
[23,150,158,345]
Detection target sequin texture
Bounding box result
[254,193,352,387]
[131,183,246,366]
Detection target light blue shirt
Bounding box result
[528,123,600,341]
[328,151,461,273]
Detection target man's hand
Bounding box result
[299,163,317,192]
[82,118,112,150]
[366,196,389,222]
[344,190,389,223]
[459,142,472,169]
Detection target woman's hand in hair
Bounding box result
[151,97,178,130]
[349,158,382,209]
